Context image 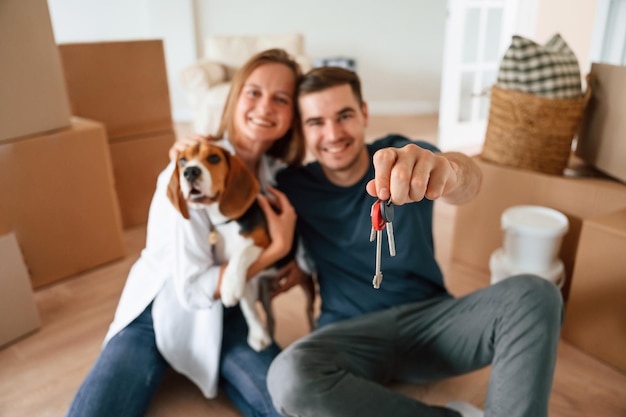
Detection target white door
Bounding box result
[589,0,626,66]
[438,0,536,151]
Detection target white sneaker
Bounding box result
[446,401,484,417]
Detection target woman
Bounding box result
[66,49,306,417]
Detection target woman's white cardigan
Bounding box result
[103,141,284,399]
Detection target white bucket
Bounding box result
[489,248,565,289]
[501,205,569,273]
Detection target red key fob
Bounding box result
[371,200,386,231]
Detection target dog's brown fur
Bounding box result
[167,142,315,348]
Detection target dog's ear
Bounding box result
[167,161,190,219]
[219,152,260,219]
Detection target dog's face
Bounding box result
[178,143,229,207]
[167,143,260,220]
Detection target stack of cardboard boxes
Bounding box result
[58,39,176,229]
[0,216,40,348]
[558,64,626,371]
[450,155,626,372]
[451,63,626,372]
[562,207,626,371]
[1,1,178,348]
[0,0,126,345]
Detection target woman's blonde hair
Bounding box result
[216,48,305,167]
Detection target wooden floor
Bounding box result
[1,115,625,416]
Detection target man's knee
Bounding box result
[502,274,564,324]
[268,342,314,412]
[267,341,336,415]
[268,345,306,414]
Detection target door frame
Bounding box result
[438,0,537,151]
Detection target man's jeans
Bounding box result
[66,303,282,417]
[268,275,563,417]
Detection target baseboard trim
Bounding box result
[367,100,438,115]
[174,101,438,120]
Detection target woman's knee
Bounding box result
[220,342,281,417]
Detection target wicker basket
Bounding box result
[482,84,590,175]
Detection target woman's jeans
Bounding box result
[65,303,282,417]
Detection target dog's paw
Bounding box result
[220,284,243,307]
[247,328,272,352]
[220,274,245,307]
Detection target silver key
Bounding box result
[371,199,387,289]
[369,201,378,242]
[373,229,383,289]
[380,199,396,257]
[386,222,396,256]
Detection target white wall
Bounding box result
[47,0,197,121]
[45,0,613,123]
[46,0,447,120]
[534,0,600,76]
[195,0,447,115]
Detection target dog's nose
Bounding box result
[184,166,201,182]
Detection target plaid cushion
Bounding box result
[497,34,582,99]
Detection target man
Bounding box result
[267,67,563,417]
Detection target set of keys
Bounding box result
[369,198,396,289]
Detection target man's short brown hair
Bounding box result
[298,67,363,106]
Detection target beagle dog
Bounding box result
[167,142,315,351]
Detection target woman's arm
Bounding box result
[172,208,223,309]
[212,186,297,299]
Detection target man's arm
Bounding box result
[366,144,482,206]
[438,151,482,205]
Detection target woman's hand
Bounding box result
[247,186,297,278]
[271,260,309,298]
[169,134,214,161]
[258,186,296,260]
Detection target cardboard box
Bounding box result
[0,233,41,347]
[0,118,126,288]
[561,209,626,371]
[109,130,175,228]
[576,63,626,183]
[451,156,626,300]
[58,40,173,140]
[0,0,71,143]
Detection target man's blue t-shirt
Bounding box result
[276,134,450,326]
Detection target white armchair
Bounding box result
[180,33,312,136]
